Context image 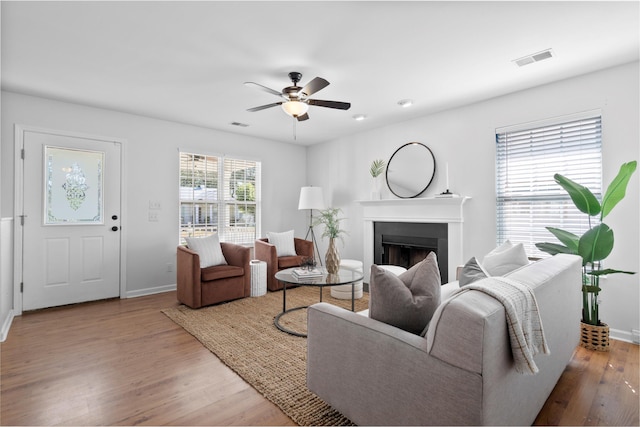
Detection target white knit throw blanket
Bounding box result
[453,277,550,375]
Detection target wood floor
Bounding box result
[1,291,638,426]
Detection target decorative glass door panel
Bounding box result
[45,146,104,225]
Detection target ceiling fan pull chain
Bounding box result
[293,117,297,140]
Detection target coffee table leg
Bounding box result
[351,283,355,311]
[282,282,287,312]
[319,285,323,302]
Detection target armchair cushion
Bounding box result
[278,256,305,269]
[266,230,297,257]
[185,234,227,268]
[201,264,245,282]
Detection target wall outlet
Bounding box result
[167,262,173,272]
[149,200,162,210]
[148,211,159,222]
[632,329,640,344]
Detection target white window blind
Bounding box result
[179,152,260,245]
[496,114,602,258]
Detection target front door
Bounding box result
[21,128,122,311]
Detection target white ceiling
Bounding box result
[2,1,638,146]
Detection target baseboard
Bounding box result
[1,309,15,342]
[125,284,176,299]
[610,327,637,344]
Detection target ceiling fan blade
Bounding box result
[247,102,282,112]
[243,81,283,97]
[296,113,309,122]
[301,77,329,97]
[308,99,351,110]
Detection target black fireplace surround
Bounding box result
[373,222,448,283]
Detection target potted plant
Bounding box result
[370,159,386,199]
[313,208,347,274]
[536,160,637,351]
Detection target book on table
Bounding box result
[292,268,323,278]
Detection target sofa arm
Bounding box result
[254,238,278,290]
[221,242,251,296]
[176,245,202,308]
[307,303,482,426]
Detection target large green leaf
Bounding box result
[578,223,614,263]
[601,161,637,219]
[554,173,601,216]
[535,242,574,256]
[545,227,579,253]
[590,269,636,276]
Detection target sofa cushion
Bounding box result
[267,230,297,257]
[459,257,489,286]
[481,240,528,276]
[185,234,227,268]
[369,252,441,335]
[201,264,244,282]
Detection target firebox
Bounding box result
[373,222,448,283]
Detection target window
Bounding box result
[496,113,602,258]
[179,152,260,245]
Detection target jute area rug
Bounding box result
[162,286,369,426]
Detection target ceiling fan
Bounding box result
[244,72,351,122]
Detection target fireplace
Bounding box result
[374,222,448,283]
[358,197,470,284]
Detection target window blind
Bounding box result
[496,115,602,258]
[179,152,260,245]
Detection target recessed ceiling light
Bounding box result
[397,99,414,108]
[230,121,249,127]
[353,114,367,121]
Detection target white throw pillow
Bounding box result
[267,230,297,257]
[185,234,227,268]
[481,240,528,276]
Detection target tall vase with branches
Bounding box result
[313,208,347,274]
[536,161,636,344]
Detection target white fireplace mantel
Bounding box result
[357,196,471,282]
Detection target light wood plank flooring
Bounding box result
[1,291,638,426]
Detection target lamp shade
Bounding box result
[298,186,325,210]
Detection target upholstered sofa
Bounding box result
[307,254,582,426]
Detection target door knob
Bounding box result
[111,226,119,232]
[112,215,118,220]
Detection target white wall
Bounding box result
[0,91,309,317]
[307,62,640,341]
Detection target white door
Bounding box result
[22,129,121,311]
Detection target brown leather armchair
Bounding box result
[177,242,251,308]
[254,237,314,291]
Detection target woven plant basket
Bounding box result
[580,321,610,352]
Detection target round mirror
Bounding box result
[386,142,436,198]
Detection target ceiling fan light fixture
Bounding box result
[281,101,309,117]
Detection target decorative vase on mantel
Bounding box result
[371,175,383,200]
[325,238,340,274]
[580,321,610,352]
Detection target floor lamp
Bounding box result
[298,186,325,266]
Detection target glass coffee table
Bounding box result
[274,267,364,337]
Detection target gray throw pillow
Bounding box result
[459,257,489,287]
[369,252,441,335]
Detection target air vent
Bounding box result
[230,122,249,127]
[513,49,554,67]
